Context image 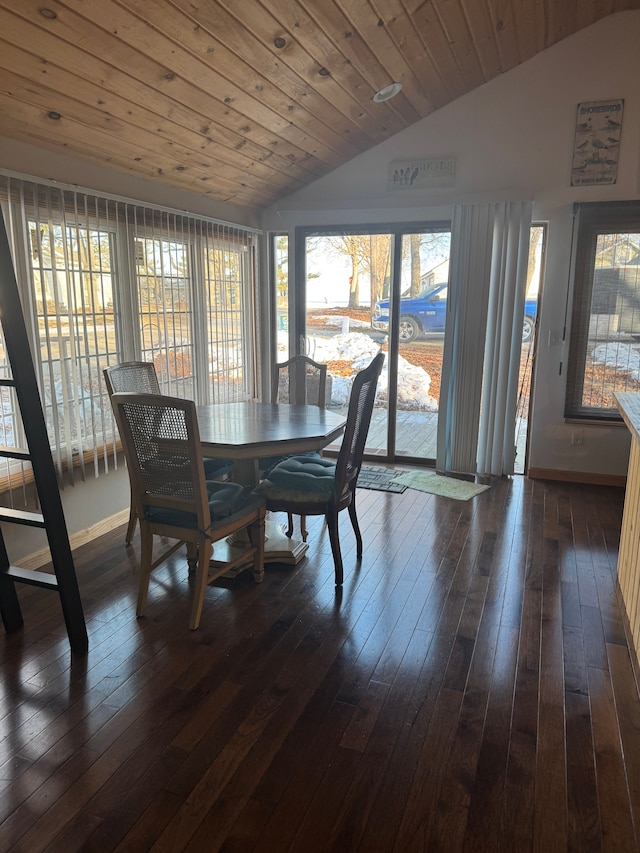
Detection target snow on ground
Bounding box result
[308,334,640,413]
[307,331,439,412]
[592,341,640,379]
[273,330,640,415]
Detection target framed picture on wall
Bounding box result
[388,157,455,190]
[571,99,623,186]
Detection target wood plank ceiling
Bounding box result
[0,1,638,210]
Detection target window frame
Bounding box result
[565,201,640,423]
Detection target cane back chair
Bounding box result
[259,352,384,586]
[104,361,232,544]
[110,392,265,629]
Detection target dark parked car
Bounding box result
[372,283,538,343]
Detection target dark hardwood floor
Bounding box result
[1,476,639,851]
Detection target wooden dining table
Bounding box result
[196,401,347,565]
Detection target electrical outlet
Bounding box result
[572,429,584,446]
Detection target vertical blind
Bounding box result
[437,201,533,477]
[477,201,533,476]
[0,174,260,491]
[437,203,494,474]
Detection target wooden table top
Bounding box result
[615,392,640,445]
[196,401,346,460]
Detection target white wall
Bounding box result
[0,466,131,566]
[263,10,640,479]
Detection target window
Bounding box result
[0,175,260,488]
[135,235,195,399]
[204,235,256,402]
[566,202,640,421]
[29,217,117,477]
[272,234,289,361]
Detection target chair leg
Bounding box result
[249,513,266,583]
[327,510,344,586]
[286,512,308,542]
[125,490,137,545]
[186,541,198,573]
[136,525,154,618]
[189,537,213,630]
[347,492,363,558]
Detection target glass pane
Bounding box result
[0,324,22,453]
[581,230,640,412]
[203,237,253,403]
[304,234,389,455]
[30,221,116,454]
[274,235,289,362]
[136,237,194,399]
[391,231,451,461]
[515,225,543,473]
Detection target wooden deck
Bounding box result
[325,406,438,461]
[0,477,638,850]
[328,407,528,473]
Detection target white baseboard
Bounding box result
[15,508,130,571]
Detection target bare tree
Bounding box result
[526,227,542,294]
[367,235,391,305]
[314,235,372,308]
[307,231,450,311]
[409,233,421,296]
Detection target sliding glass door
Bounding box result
[295,224,450,464]
[279,220,542,471]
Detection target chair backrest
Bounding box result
[272,355,328,407]
[104,361,161,397]
[334,352,385,495]
[110,392,210,531]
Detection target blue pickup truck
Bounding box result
[372,283,538,343]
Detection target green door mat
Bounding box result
[390,470,489,500]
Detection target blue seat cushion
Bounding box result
[144,480,250,529]
[205,480,247,517]
[259,450,319,477]
[263,455,337,500]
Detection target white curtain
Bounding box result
[477,201,533,476]
[437,201,533,477]
[437,204,494,474]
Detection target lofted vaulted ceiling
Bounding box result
[0,1,638,210]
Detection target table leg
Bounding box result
[209,456,309,573]
[213,512,308,576]
[262,512,309,564]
